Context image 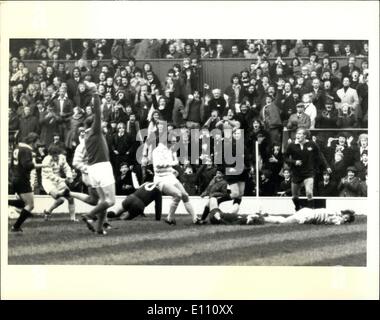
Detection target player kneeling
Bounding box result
[41,145,77,221]
[107,182,162,221]
[261,207,355,225]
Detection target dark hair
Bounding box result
[341,210,355,223]
[48,144,61,156]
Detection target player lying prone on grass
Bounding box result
[107,182,162,221]
[260,207,356,225]
[207,197,264,225]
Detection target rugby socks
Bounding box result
[68,203,76,221]
[13,208,32,229]
[201,205,210,220]
[231,198,242,214]
[217,195,232,205]
[292,197,301,211]
[184,201,198,223]
[167,199,180,221]
[8,199,25,208]
[88,201,110,219]
[96,210,107,233]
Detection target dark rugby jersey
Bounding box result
[210,208,247,225]
[134,182,162,218]
[11,143,35,179]
[84,94,110,165]
[284,140,329,182]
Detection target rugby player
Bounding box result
[259,207,356,225]
[41,145,76,221]
[107,182,162,221]
[284,128,331,211]
[151,126,201,225]
[207,197,264,225]
[80,82,116,235]
[9,132,47,232]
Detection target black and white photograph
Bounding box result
[1,1,379,300]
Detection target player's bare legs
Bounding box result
[12,192,34,231]
[161,183,182,223]
[229,182,244,214]
[173,182,198,223]
[304,177,314,209]
[92,184,115,233]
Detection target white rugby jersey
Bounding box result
[42,154,72,183]
[152,144,177,177]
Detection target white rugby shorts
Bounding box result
[42,179,67,195]
[153,174,180,191]
[87,161,115,188]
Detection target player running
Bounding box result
[259,207,356,225]
[41,145,77,221]
[151,125,201,225]
[284,128,331,211]
[107,182,162,221]
[9,132,47,232]
[80,82,116,235]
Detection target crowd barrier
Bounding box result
[7,195,368,216]
[19,57,365,93]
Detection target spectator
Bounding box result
[277,168,292,196]
[180,166,198,196]
[338,166,362,197]
[302,93,317,129]
[183,91,203,129]
[354,150,368,182]
[260,95,282,145]
[340,56,360,79]
[116,163,137,196]
[315,99,338,129]
[259,169,276,196]
[287,103,311,131]
[316,170,338,196]
[337,103,357,128]
[53,86,74,139]
[18,105,40,141]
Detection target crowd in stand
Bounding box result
[8,39,369,197]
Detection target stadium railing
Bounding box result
[18,56,365,94]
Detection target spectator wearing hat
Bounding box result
[354,150,368,182]
[316,170,338,197]
[48,133,67,155]
[338,166,361,197]
[287,103,311,132]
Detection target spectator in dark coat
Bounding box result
[18,106,40,141]
[116,163,136,196]
[277,168,292,196]
[316,170,338,196]
[66,67,82,100]
[354,150,368,182]
[195,159,217,194]
[180,166,198,196]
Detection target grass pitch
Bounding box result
[8,214,366,266]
